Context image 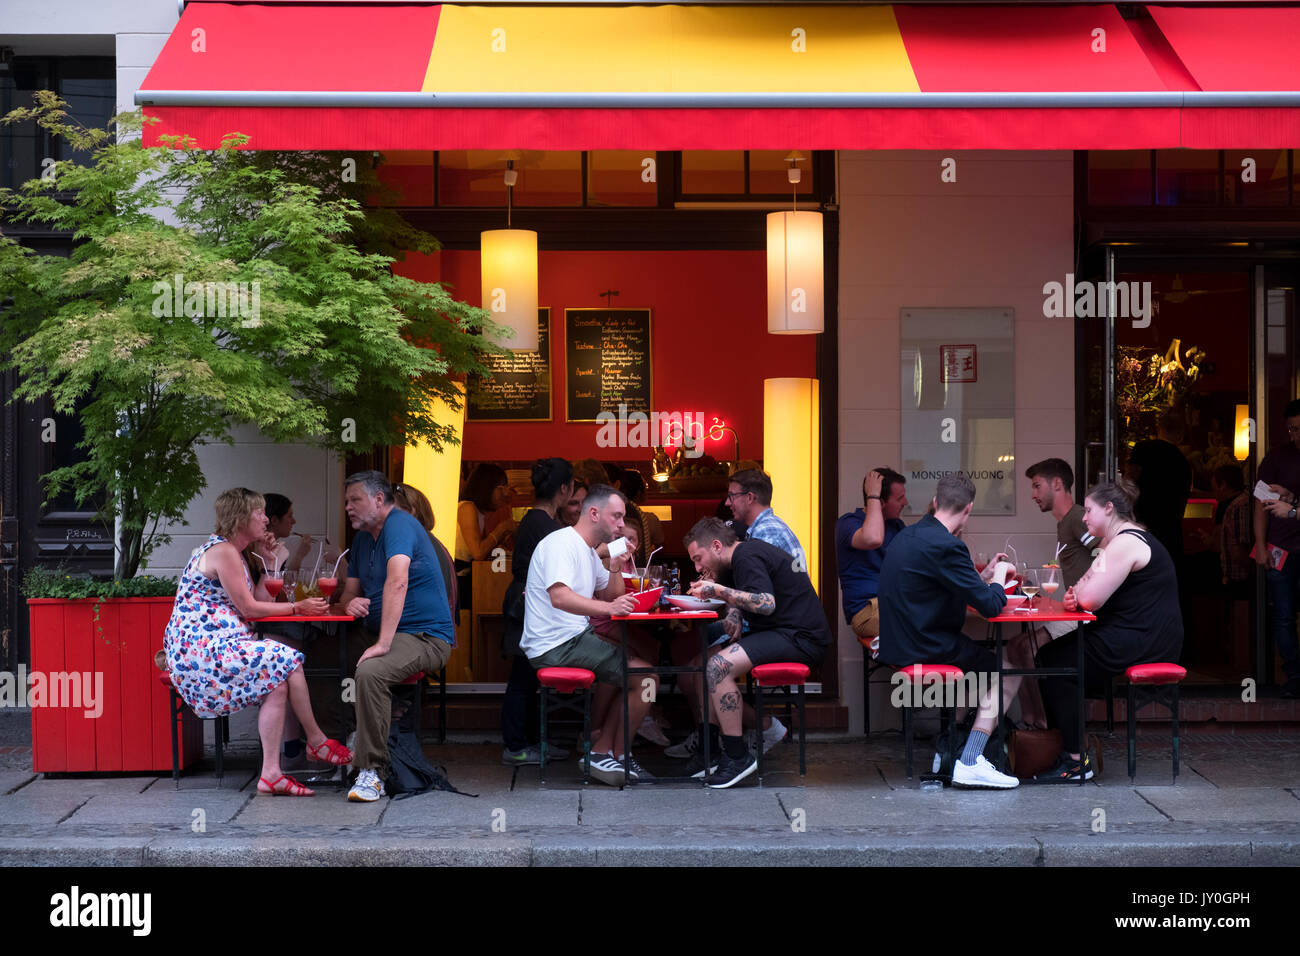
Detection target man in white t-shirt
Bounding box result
[522,483,654,786]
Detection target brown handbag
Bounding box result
[1007,728,1063,779]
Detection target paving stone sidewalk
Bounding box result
[2,709,1298,866]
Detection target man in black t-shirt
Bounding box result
[684,518,831,789]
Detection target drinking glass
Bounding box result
[1039,566,1061,604]
[1020,568,1042,612]
[647,565,665,590]
[263,568,285,601]
[975,552,990,574]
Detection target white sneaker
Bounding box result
[585,753,630,787]
[761,717,787,754]
[348,768,386,802]
[951,755,1019,790]
[664,730,698,759]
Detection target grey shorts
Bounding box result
[529,626,625,685]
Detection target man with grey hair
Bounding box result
[521,483,655,786]
[330,470,455,802]
[877,474,1020,789]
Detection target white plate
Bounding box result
[666,594,727,612]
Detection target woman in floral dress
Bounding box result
[164,488,352,796]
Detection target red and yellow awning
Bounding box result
[138,2,1300,150]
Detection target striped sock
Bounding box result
[960,730,989,767]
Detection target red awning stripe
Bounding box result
[1149,7,1300,93]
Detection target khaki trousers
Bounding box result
[354,631,452,776]
[850,599,880,641]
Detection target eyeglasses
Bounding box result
[726,490,752,501]
[1288,426,1300,436]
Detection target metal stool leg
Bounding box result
[904,704,914,779]
[581,687,592,784]
[215,717,226,782]
[438,667,447,744]
[754,679,765,784]
[1170,685,1180,783]
[863,657,871,735]
[539,686,549,785]
[168,689,181,789]
[790,686,800,780]
[1127,683,1138,782]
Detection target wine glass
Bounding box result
[648,565,665,591]
[975,552,990,574]
[1020,568,1042,613]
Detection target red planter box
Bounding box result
[27,596,202,773]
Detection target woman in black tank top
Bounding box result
[1037,479,1184,778]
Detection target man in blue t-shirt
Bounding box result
[835,467,907,645]
[331,471,454,802]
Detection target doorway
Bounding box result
[1077,246,1300,686]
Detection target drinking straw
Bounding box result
[309,539,325,583]
[328,549,349,582]
[253,552,270,574]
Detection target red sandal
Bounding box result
[306,738,353,766]
[258,774,314,797]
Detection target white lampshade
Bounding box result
[766,211,824,334]
[480,228,539,351]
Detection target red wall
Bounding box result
[395,249,818,463]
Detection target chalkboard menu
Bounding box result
[565,309,653,422]
[466,308,551,422]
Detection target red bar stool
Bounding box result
[537,667,596,784]
[1124,663,1186,783]
[749,662,810,784]
[160,670,229,788]
[895,664,965,780]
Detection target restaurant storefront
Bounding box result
[5,0,1299,735]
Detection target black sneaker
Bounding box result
[685,746,719,779]
[704,751,758,789]
[1033,751,1094,784]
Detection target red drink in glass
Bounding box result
[317,577,337,600]
[265,577,284,599]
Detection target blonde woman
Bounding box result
[163,488,352,796]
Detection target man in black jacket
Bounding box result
[877,474,1020,789]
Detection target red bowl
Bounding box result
[627,587,664,613]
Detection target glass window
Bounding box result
[749,150,813,196]
[1224,150,1290,207]
[375,151,434,206]
[1156,149,1220,206]
[0,58,113,191]
[437,150,581,206]
[586,150,659,206]
[680,151,745,195]
[1087,150,1152,206]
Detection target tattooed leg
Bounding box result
[709,643,753,736]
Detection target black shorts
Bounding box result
[738,628,827,668]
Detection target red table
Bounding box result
[611,609,719,787]
[985,598,1096,785]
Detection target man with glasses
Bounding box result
[1255,400,1300,698]
[726,469,805,565]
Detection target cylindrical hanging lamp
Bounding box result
[480,227,538,351]
[766,210,824,334]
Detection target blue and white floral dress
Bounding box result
[163,535,304,718]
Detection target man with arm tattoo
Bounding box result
[684,518,832,788]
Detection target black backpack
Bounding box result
[384,727,478,800]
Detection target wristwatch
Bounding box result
[866,495,882,501]
[1289,506,1297,520]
